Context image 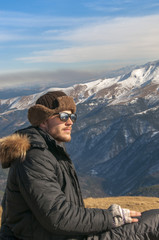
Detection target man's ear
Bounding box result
[39,120,47,129]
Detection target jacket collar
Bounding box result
[0,126,67,168]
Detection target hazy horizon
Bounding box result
[0,0,159,88]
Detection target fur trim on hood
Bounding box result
[0,134,30,168]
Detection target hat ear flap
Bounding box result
[28,104,53,126]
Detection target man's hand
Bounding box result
[108,204,141,227]
[130,210,141,222]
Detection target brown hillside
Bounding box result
[1,196,159,224]
[84,196,159,212]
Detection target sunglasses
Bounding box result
[54,112,77,123]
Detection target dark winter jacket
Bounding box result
[1,126,159,240]
[0,126,114,240]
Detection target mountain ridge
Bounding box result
[1,59,159,110]
[0,59,159,198]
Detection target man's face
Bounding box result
[40,110,74,143]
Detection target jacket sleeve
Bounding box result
[16,147,114,236]
[100,209,159,240]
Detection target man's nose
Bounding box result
[66,117,73,125]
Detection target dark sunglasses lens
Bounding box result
[59,113,77,122]
[60,113,69,121]
[70,114,77,122]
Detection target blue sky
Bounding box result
[0,0,159,88]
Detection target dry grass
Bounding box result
[1,196,159,224]
[84,196,159,212]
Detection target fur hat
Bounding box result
[28,91,76,126]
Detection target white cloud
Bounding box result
[17,42,159,64]
[49,15,159,44]
[17,15,159,64]
[0,31,31,42]
[0,10,96,28]
[0,10,159,75]
[84,0,130,12]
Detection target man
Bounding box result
[0,91,159,240]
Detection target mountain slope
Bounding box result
[0,60,159,197]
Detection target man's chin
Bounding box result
[63,136,71,142]
[55,135,71,143]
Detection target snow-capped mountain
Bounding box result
[0,60,159,197]
[1,60,159,112]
